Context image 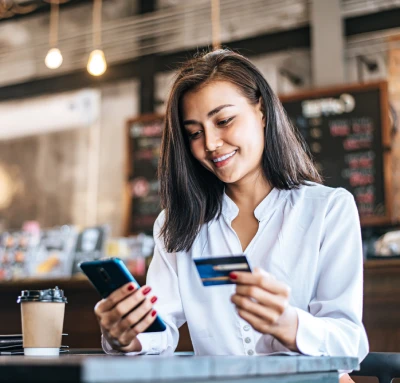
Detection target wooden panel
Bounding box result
[363,260,400,352]
[352,377,378,383]
[388,47,400,222]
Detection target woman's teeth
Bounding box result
[213,150,237,163]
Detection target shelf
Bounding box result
[0,277,91,292]
[0,274,147,290]
[364,258,400,270]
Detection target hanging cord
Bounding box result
[211,0,221,50]
[93,0,102,49]
[49,1,59,48]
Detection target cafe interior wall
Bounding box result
[0,0,400,235]
[0,79,139,235]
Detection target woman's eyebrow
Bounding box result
[183,104,234,126]
[207,104,234,118]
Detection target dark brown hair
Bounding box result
[158,49,321,252]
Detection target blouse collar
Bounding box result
[222,188,290,222]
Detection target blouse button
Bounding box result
[243,325,251,331]
[245,337,251,343]
[247,349,254,355]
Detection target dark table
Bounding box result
[0,350,359,383]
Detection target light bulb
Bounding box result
[87,49,107,76]
[45,48,63,69]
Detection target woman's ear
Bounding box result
[257,97,266,126]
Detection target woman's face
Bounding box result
[182,80,265,185]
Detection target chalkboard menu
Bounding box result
[280,82,392,226]
[124,115,164,235]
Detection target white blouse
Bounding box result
[103,182,369,366]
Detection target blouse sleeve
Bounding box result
[294,190,369,363]
[102,211,186,355]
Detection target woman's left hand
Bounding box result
[230,267,299,351]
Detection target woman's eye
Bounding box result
[189,131,202,140]
[217,117,234,126]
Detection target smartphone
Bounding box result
[79,258,166,332]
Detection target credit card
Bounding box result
[194,255,252,286]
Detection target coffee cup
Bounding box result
[17,286,67,356]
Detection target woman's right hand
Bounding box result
[94,282,158,353]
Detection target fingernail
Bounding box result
[151,310,157,317]
[128,284,135,291]
[229,272,237,280]
[150,296,158,304]
[143,287,152,295]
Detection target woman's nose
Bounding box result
[204,129,223,152]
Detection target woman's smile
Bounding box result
[211,150,238,168]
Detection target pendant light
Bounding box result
[87,0,107,76]
[44,0,63,69]
[211,0,221,50]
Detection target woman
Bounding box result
[95,49,368,381]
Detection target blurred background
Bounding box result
[0,0,399,362]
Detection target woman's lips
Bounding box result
[212,150,237,168]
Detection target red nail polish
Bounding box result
[150,296,158,304]
[143,287,152,295]
[128,285,135,291]
[230,272,237,280]
[151,310,157,317]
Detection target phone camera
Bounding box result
[99,267,111,283]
